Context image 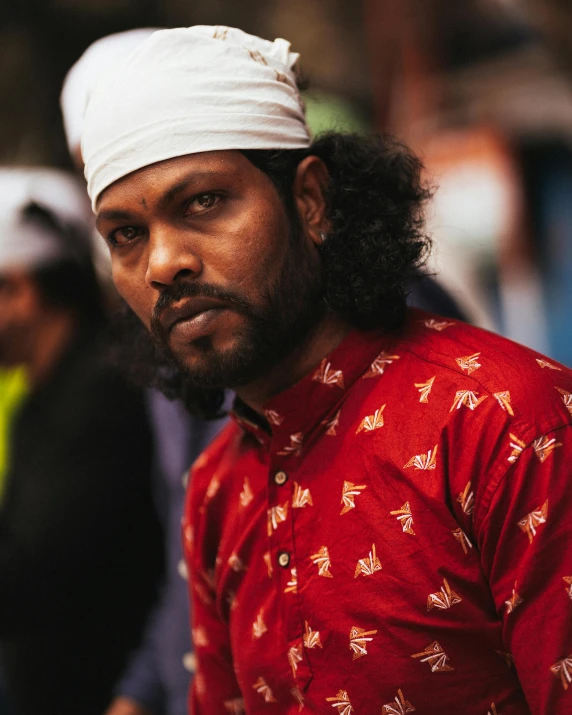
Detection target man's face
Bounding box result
[96,150,324,389]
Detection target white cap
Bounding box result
[0,168,92,271]
[60,28,161,158]
[82,25,311,209]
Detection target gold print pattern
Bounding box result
[452,528,473,554]
[277,432,304,457]
[292,482,313,508]
[456,352,482,374]
[457,482,475,516]
[239,477,253,508]
[533,435,563,463]
[505,583,523,614]
[310,545,333,578]
[312,359,345,389]
[227,553,246,572]
[284,568,298,594]
[349,626,378,659]
[550,655,572,690]
[363,351,400,378]
[205,475,220,502]
[411,640,453,672]
[340,481,367,515]
[224,698,245,714]
[556,387,572,415]
[382,689,416,714]
[252,677,277,703]
[517,499,548,543]
[246,48,268,66]
[508,433,527,463]
[415,376,435,403]
[563,576,572,600]
[404,445,438,470]
[192,626,209,648]
[263,551,273,578]
[252,610,267,639]
[267,502,289,536]
[356,405,386,434]
[494,391,514,416]
[354,543,382,578]
[288,643,303,677]
[390,502,415,535]
[424,318,455,331]
[450,390,488,412]
[536,358,562,371]
[304,620,323,649]
[323,408,341,436]
[427,578,462,611]
[325,690,353,715]
[264,409,283,426]
[291,687,305,712]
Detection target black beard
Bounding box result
[147,232,325,390]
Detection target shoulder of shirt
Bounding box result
[394,310,572,440]
[187,418,242,490]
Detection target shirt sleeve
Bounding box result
[477,423,572,714]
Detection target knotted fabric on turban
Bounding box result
[82,25,311,210]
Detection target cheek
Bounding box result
[111,261,153,327]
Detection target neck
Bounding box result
[28,309,79,387]
[235,312,352,414]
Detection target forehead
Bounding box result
[96,150,262,215]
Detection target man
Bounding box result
[81,26,572,714]
[0,168,163,715]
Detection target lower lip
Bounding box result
[170,307,226,344]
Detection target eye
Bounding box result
[184,193,220,217]
[108,226,144,247]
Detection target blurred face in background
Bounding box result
[96,150,325,389]
[0,272,37,367]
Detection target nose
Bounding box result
[145,225,203,290]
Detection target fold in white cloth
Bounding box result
[0,168,91,271]
[82,25,311,210]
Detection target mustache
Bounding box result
[150,281,251,341]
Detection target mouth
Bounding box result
[159,296,228,335]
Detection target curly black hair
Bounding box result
[110,132,433,419]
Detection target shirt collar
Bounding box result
[231,326,394,452]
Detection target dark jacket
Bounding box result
[0,322,163,715]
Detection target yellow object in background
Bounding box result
[0,367,28,503]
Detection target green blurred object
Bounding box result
[303,91,370,136]
[0,367,28,503]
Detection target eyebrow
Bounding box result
[95,209,135,232]
[159,170,235,208]
[96,169,236,230]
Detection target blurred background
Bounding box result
[2,0,572,364]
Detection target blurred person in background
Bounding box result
[61,30,227,715]
[0,168,163,715]
[82,25,572,714]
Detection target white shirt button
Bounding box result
[278,551,290,568]
[274,470,288,486]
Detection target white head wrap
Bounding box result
[82,25,311,209]
[60,28,160,158]
[0,168,92,272]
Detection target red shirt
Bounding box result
[184,310,572,715]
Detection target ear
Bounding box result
[292,156,330,247]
